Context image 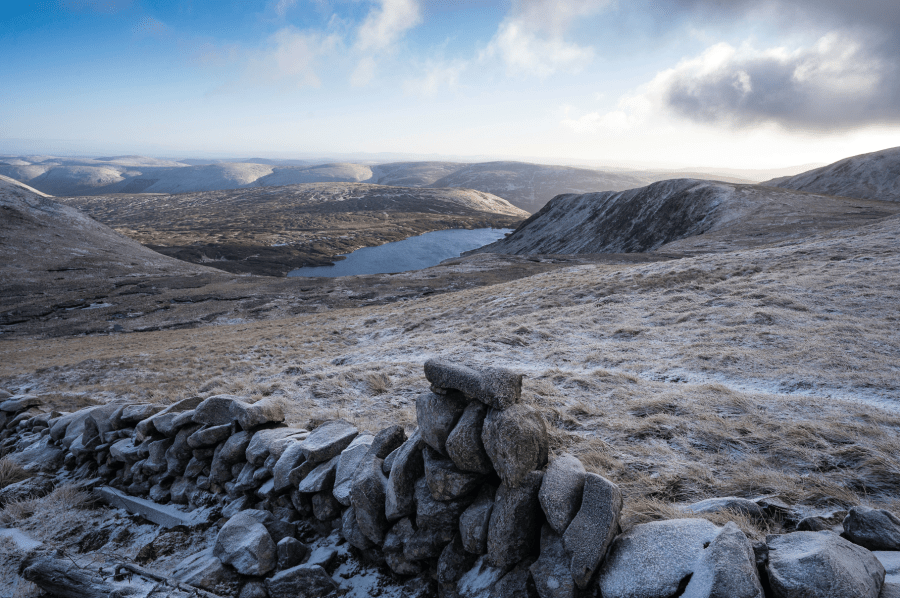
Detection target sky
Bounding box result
[1,0,899,168]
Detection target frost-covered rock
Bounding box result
[446,401,492,474]
[272,441,306,492]
[171,547,234,591]
[539,453,586,536]
[384,518,425,576]
[843,506,900,550]
[266,563,339,598]
[563,472,622,588]
[482,404,548,488]
[299,419,358,463]
[438,535,478,589]
[457,555,506,598]
[424,445,483,500]
[599,518,720,598]
[424,358,523,410]
[276,537,309,571]
[767,531,884,598]
[332,434,374,506]
[682,522,763,598]
[385,429,425,521]
[296,454,339,494]
[350,455,389,544]
[531,525,577,598]
[187,423,233,449]
[341,505,375,550]
[214,511,277,576]
[460,485,495,555]
[192,394,247,427]
[234,397,285,431]
[487,470,543,568]
[416,391,467,455]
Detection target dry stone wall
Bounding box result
[0,360,898,598]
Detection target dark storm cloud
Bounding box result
[650,0,900,130]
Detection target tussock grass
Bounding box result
[0,485,92,530]
[0,458,29,489]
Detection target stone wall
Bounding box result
[1,362,898,598]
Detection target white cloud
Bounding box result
[485,19,594,77]
[351,56,378,87]
[483,0,609,76]
[273,0,298,18]
[356,0,423,53]
[244,27,341,88]
[403,61,465,97]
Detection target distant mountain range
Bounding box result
[0,155,781,213]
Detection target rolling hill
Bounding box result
[468,178,900,256]
[766,146,900,202]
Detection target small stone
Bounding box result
[299,419,358,463]
[424,358,523,410]
[297,454,340,494]
[446,401,493,474]
[187,423,233,449]
[266,563,339,598]
[531,525,577,598]
[424,446,484,501]
[332,434,375,506]
[120,404,163,424]
[136,397,203,442]
[235,397,285,431]
[416,391,467,455]
[350,455,389,544]
[684,496,766,519]
[273,441,307,493]
[438,535,478,588]
[767,531,884,598]
[539,453,586,536]
[482,404,549,488]
[459,485,496,555]
[213,510,277,576]
[843,506,900,550]
[192,394,247,426]
[491,560,536,598]
[563,472,622,588]
[386,429,426,521]
[0,396,41,413]
[312,491,342,521]
[171,547,234,591]
[342,505,375,550]
[457,555,506,598]
[369,425,407,459]
[487,471,543,569]
[383,447,400,474]
[238,580,268,598]
[277,537,310,570]
[384,518,426,576]
[246,428,306,466]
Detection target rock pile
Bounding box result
[1,360,899,598]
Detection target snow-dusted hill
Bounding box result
[765,146,900,202]
[468,179,900,256]
[0,175,211,286]
[427,161,651,214]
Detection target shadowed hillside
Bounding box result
[468,179,900,256]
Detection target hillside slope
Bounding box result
[469,179,900,256]
[427,161,651,213]
[58,183,528,276]
[766,146,900,202]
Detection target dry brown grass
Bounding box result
[0,485,92,534]
[2,216,900,522]
[0,457,29,489]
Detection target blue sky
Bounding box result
[2,0,899,168]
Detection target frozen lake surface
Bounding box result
[287,228,512,278]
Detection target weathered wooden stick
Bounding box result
[115,562,225,598]
[20,555,118,598]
